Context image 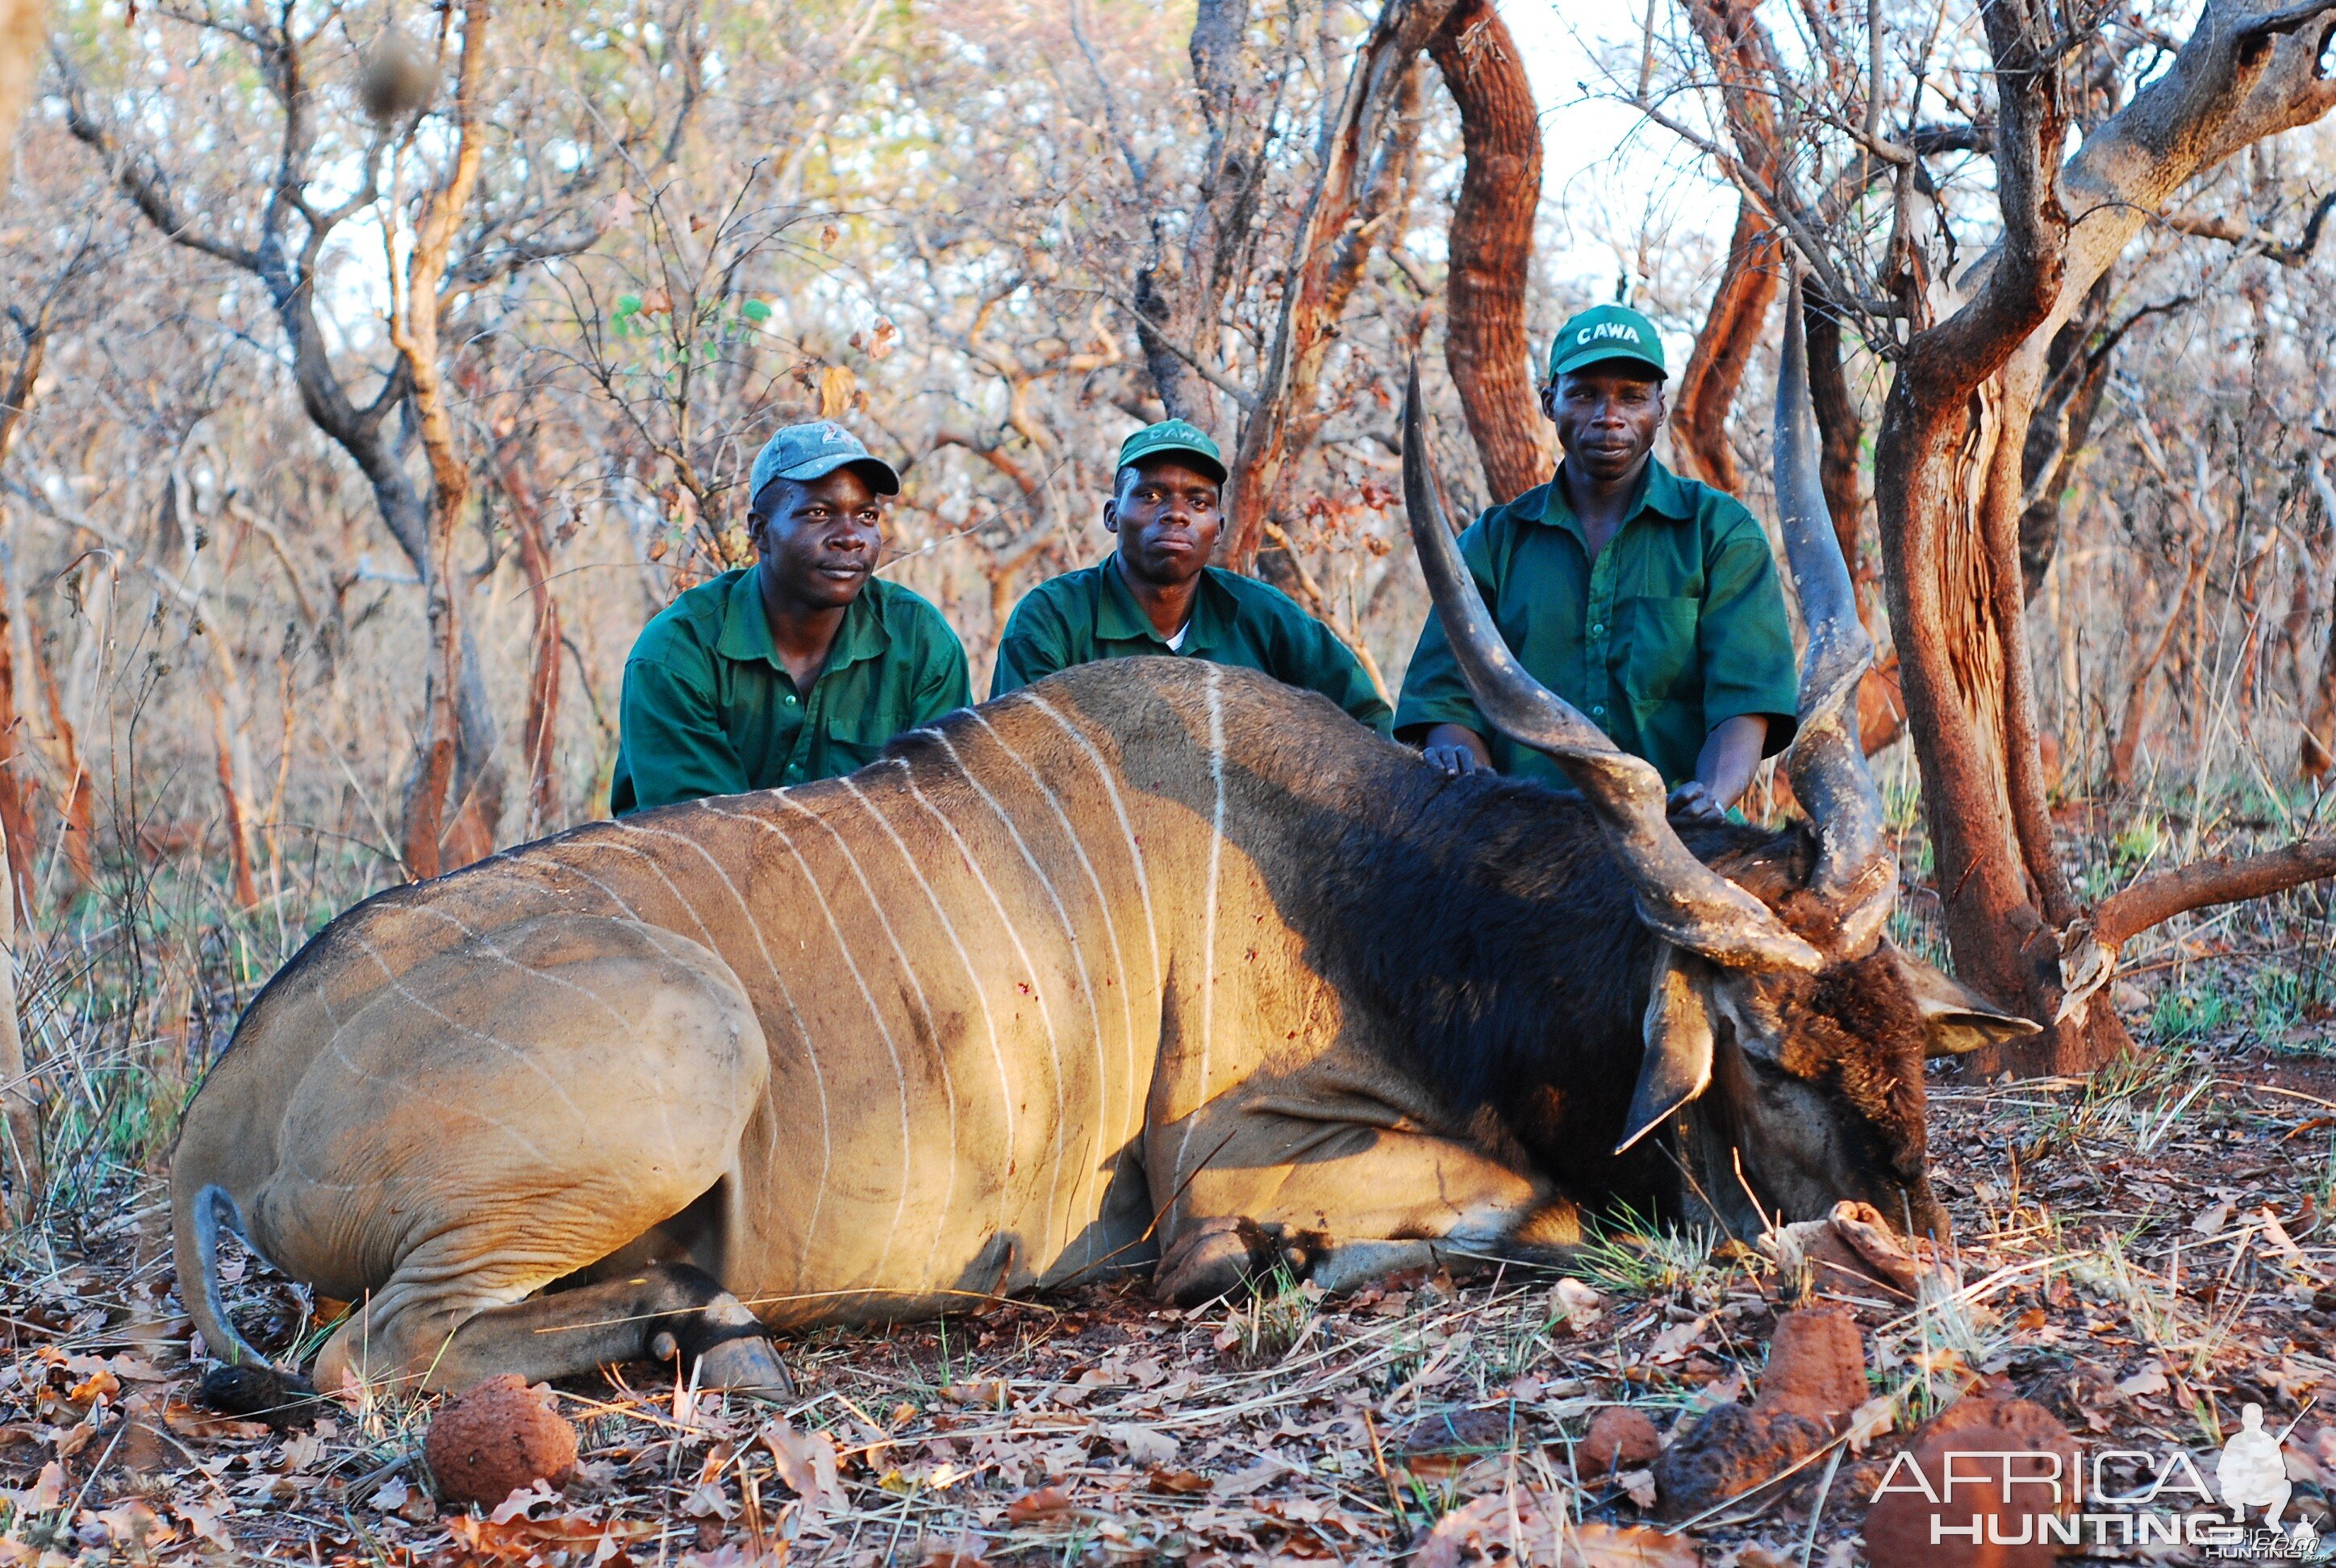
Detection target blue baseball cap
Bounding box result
[749,421,901,508]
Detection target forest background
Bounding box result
[0,0,2332,1215]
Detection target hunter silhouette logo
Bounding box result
[2219,1404,2294,1531]
[2217,1403,2324,1558]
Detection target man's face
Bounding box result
[1541,364,1666,486]
[1104,457,1222,587]
[753,466,884,610]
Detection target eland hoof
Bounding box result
[1156,1216,1283,1307]
[695,1333,795,1399]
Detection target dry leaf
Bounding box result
[1415,1488,1696,1568]
[1642,1314,1714,1365]
[175,1500,232,1551]
[94,1499,166,1549]
[275,1430,326,1471]
[15,1460,65,1512]
[1148,1467,1209,1494]
[163,1402,269,1439]
[1618,1467,1658,1508]
[1102,1421,1177,1466]
[680,1480,739,1520]
[2117,1365,2170,1399]
[940,1379,1010,1407]
[1551,1278,1603,1332]
[2192,1199,2234,1236]
[818,365,857,419]
[1004,1486,1074,1524]
[67,1368,119,1404]
[1845,1394,1897,1453]
[761,1419,841,1515]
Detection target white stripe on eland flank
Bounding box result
[494,854,816,1198]
[844,770,1019,1245]
[924,726,1115,1254]
[771,790,963,1282]
[969,708,1141,1214]
[1022,694,1161,986]
[1170,665,1229,1211]
[398,903,698,1175]
[293,978,551,1185]
[895,733,1074,1266]
[557,828,833,1272]
[689,804,917,1284]
[343,931,576,1159]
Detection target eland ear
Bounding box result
[1890,942,2042,1056]
[1616,946,1716,1155]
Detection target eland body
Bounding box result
[172,289,2034,1398]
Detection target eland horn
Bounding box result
[1773,273,1894,954]
[1400,361,1822,974]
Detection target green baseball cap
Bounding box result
[1116,419,1226,485]
[1547,303,1667,382]
[749,419,901,507]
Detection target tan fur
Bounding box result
[173,663,1560,1392]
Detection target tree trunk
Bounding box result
[0,570,36,921]
[389,0,492,882]
[206,686,261,911]
[1669,203,1779,494]
[2303,458,2336,780]
[1132,0,1271,430]
[1224,0,1454,568]
[28,615,94,893]
[1867,0,2336,1078]
[503,467,565,839]
[1429,0,1550,501]
[2017,273,2117,598]
[1799,289,1906,755]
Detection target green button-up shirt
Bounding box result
[611,569,971,814]
[1394,459,1797,789]
[991,559,1393,734]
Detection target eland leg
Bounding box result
[233,915,781,1395]
[1149,1109,1579,1305]
[313,1261,790,1395]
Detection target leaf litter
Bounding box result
[7,1028,2336,1561]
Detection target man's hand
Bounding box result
[1420,723,1493,778]
[1666,779,1728,826]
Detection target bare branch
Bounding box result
[56,57,261,272]
[2092,834,2336,948]
[2157,190,2336,265]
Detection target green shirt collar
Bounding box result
[1533,456,1697,540]
[1095,555,1238,654]
[715,566,892,679]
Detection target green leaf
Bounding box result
[615,293,642,316]
[741,298,770,323]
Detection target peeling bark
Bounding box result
[1670,203,1779,494]
[1429,0,1550,500]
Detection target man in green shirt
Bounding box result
[991,420,1392,734]
[1395,304,1796,823]
[611,421,971,814]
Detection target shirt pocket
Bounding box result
[814,694,907,772]
[1612,595,1700,704]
